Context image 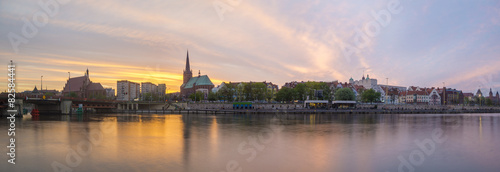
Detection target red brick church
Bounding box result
[180,51,214,99]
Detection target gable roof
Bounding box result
[182,75,214,89]
[63,76,88,92]
[87,83,104,91]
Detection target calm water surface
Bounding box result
[1,113,500,172]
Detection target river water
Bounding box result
[1,113,500,172]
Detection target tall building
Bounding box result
[141,82,157,94]
[183,51,193,86]
[158,84,166,96]
[180,50,214,98]
[117,80,140,101]
[62,69,106,98]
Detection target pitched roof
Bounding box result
[63,76,88,92]
[182,75,214,89]
[463,93,474,97]
[32,86,39,93]
[87,83,104,90]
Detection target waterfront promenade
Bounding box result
[116,103,500,115]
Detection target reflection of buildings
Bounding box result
[62,69,106,98]
[180,51,214,99]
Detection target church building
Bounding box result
[180,51,215,99]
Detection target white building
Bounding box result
[351,74,407,102]
[141,82,157,94]
[117,80,140,101]
[350,74,377,89]
[428,89,441,105]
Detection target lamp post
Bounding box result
[41,75,43,93]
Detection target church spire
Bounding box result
[185,50,191,72]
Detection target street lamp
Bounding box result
[41,75,43,93]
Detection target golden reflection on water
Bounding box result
[3,113,500,172]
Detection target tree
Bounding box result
[208,92,218,102]
[142,93,152,101]
[219,84,235,102]
[189,91,203,101]
[320,83,332,100]
[361,89,381,103]
[334,87,356,101]
[294,83,308,101]
[464,98,470,106]
[276,87,295,102]
[265,88,274,102]
[486,98,493,106]
[44,92,54,97]
[66,92,78,98]
[243,83,253,100]
[251,82,267,101]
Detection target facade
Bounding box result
[351,74,377,89]
[62,69,106,98]
[180,51,215,98]
[487,88,500,105]
[476,89,483,97]
[351,75,406,102]
[437,87,464,105]
[428,89,441,105]
[158,84,166,96]
[141,82,157,94]
[117,80,140,101]
[104,88,115,99]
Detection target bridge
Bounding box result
[1,93,187,116]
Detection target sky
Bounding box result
[0,0,500,94]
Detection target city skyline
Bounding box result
[1,0,500,93]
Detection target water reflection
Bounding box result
[1,113,499,172]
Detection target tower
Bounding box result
[183,50,193,84]
[489,88,493,97]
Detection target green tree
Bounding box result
[66,92,78,98]
[334,87,356,101]
[243,83,253,101]
[276,87,295,102]
[219,84,235,102]
[208,92,218,102]
[320,83,332,100]
[251,82,267,101]
[44,92,54,97]
[189,91,203,101]
[142,93,152,101]
[464,98,470,106]
[294,83,309,101]
[265,88,274,102]
[486,98,493,106]
[361,89,381,103]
